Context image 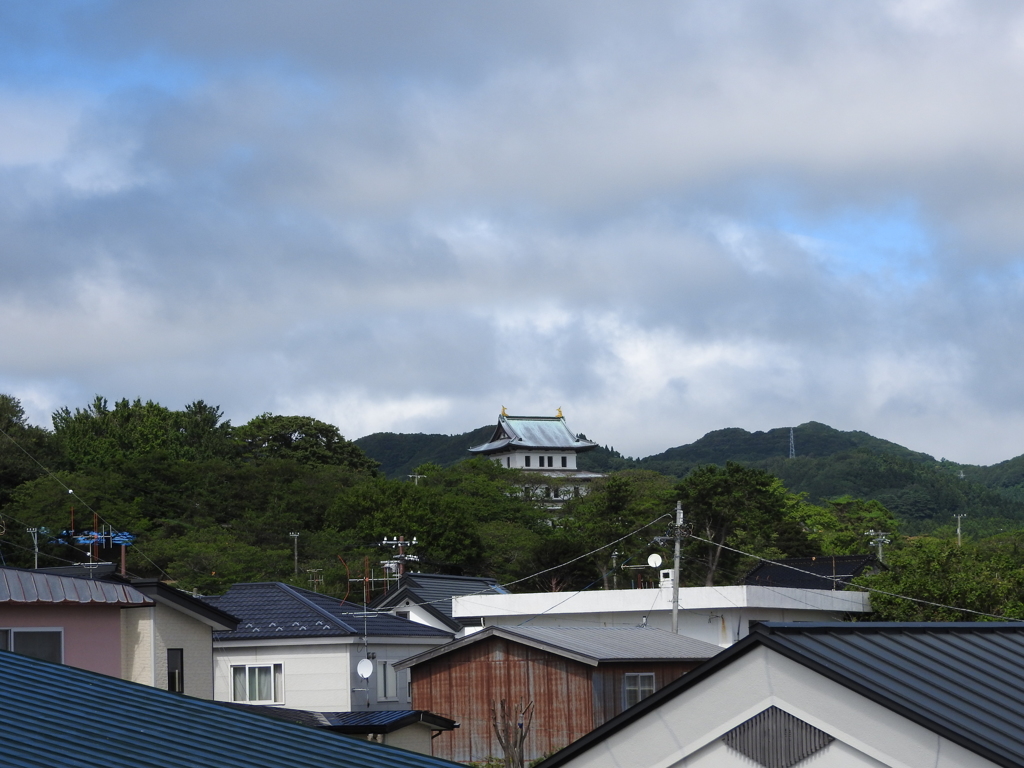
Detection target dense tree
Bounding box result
[237,413,379,474]
[856,536,1024,621]
[676,462,811,586]
[0,395,56,507]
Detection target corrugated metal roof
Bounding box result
[469,415,598,453]
[0,649,461,768]
[0,566,151,606]
[536,622,1024,768]
[370,573,507,630]
[206,582,452,641]
[742,555,877,590]
[219,705,456,733]
[765,622,1024,767]
[397,626,723,669]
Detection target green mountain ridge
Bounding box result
[355,420,1024,535]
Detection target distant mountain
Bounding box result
[354,426,494,479]
[355,420,1024,534]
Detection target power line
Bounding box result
[0,425,170,580]
[686,533,1024,623]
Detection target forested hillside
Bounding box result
[6,392,1024,622]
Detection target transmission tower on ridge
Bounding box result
[788,427,796,459]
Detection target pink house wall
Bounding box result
[0,604,127,677]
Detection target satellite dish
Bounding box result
[356,658,374,679]
[647,554,663,568]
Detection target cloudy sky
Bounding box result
[3,1,1024,465]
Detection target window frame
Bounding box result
[377,659,399,701]
[0,628,64,664]
[231,662,284,704]
[623,672,656,709]
[167,648,184,693]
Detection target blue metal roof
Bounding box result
[537,622,1024,768]
[0,648,461,768]
[469,415,597,454]
[205,582,452,641]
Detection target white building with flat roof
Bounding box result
[452,584,871,648]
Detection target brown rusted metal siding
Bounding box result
[591,661,698,726]
[411,635,595,764]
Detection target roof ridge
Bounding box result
[276,584,358,634]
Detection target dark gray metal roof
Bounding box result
[536,622,1024,768]
[205,582,452,641]
[742,555,877,590]
[0,648,461,768]
[469,415,598,454]
[369,573,507,631]
[0,566,151,607]
[397,626,723,669]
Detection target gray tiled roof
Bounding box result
[0,647,461,768]
[537,622,1024,768]
[0,566,150,607]
[205,582,453,641]
[397,626,723,669]
[369,573,507,630]
[469,415,598,454]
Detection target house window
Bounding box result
[168,648,184,693]
[231,663,284,703]
[0,629,63,664]
[624,673,655,708]
[524,455,531,467]
[396,611,410,620]
[561,456,567,468]
[377,660,398,700]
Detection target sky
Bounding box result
[3,0,1024,465]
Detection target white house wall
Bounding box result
[213,638,445,712]
[553,646,998,768]
[151,602,216,698]
[121,606,155,687]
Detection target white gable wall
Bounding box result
[553,645,997,768]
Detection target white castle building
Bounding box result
[468,409,604,504]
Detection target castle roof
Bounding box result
[468,414,598,455]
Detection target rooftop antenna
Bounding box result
[789,427,796,459]
[306,568,323,593]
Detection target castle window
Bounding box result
[525,455,531,467]
[547,456,554,467]
[561,456,567,467]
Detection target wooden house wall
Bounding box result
[590,661,699,726]
[410,636,595,764]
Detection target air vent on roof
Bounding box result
[722,706,833,768]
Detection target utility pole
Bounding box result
[954,514,967,547]
[381,535,420,577]
[788,427,796,459]
[306,568,323,593]
[289,532,300,576]
[26,528,38,569]
[866,530,891,563]
[611,551,619,590]
[672,501,683,634]
[408,474,426,486]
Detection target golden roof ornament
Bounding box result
[501,405,508,417]
[556,407,563,418]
